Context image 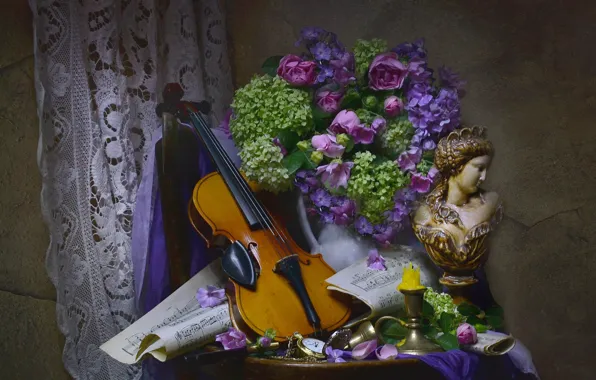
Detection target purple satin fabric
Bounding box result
[131,125,216,379]
[399,350,478,380]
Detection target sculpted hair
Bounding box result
[425,126,494,225]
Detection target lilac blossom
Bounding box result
[294,170,319,194]
[367,249,386,271]
[310,188,333,208]
[355,216,374,235]
[325,346,348,363]
[439,66,467,97]
[372,224,397,246]
[397,146,423,172]
[215,328,247,350]
[392,38,427,60]
[311,42,332,61]
[330,197,356,225]
[196,285,226,308]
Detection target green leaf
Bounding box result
[474,324,488,333]
[486,315,504,330]
[282,150,315,175]
[465,315,485,326]
[485,305,505,318]
[261,55,284,76]
[377,318,408,345]
[276,130,300,152]
[312,107,332,131]
[457,303,482,317]
[340,89,362,110]
[422,300,435,319]
[435,333,460,351]
[264,328,277,339]
[422,325,440,340]
[439,313,456,333]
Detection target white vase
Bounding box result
[296,195,441,289]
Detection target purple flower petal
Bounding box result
[216,328,247,350]
[367,249,387,271]
[355,216,374,235]
[375,344,398,360]
[352,339,378,360]
[196,285,226,308]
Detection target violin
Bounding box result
[157,84,351,340]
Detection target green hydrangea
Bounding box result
[355,108,380,125]
[353,38,389,79]
[416,157,434,176]
[239,135,292,193]
[347,152,409,224]
[380,118,415,156]
[423,288,465,324]
[230,75,313,147]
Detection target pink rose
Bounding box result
[315,88,343,114]
[277,54,317,86]
[316,161,354,189]
[456,323,478,345]
[328,110,361,135]
[384,95,403,117]
[311,134,345,158]
[368,52,409,91]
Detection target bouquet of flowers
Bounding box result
[221,27,466,246]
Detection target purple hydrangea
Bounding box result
[311,42,332,61]
[392,38,427,60]
[294,170,319,194]
[439,66,466,97]
[355,216,374,235]
[310,188,333,208]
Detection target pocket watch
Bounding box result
[286,332,326,360]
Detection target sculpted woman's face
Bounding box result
[454,155,491,195]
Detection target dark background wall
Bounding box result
[226,1,596,378]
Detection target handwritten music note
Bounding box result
[100,260,230,364]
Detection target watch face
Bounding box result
[302,338,324,354]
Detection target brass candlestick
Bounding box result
[384,288,443,356]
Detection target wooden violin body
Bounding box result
[189,172,351,339]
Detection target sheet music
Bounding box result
[325,246,430,326]
[461,332,516,356]
[100,260,230,364]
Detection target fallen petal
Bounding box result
[351,339,378,360]
[375,344,398,360]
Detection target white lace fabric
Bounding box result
[30,1,233,378]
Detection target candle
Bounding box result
[397,263,426,291]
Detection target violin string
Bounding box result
[195,114,292,258]
[187,112,295,259]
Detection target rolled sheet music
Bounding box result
[100,260,231,364]
[461,331,517,356]
[325,247,436,327]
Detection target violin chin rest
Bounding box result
[222,241,257,290]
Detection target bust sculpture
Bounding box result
[412,126,503,287]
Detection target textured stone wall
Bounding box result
[226,1,596,378]
[0,2,68,379]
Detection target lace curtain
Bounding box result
[30,1,233,378]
